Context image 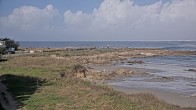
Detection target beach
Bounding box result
[84,48,196,108]
[88,64,196,107]
[111,85,196,107]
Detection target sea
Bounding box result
[19,41,196,50]
[110,55,196,96]
[20,41,196,97]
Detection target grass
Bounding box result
[0,51,195,110]
[0,74,47,108]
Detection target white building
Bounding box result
[0,41,5,46]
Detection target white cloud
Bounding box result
[62,0,196,40]
[0,0,196,40]
[160,0,196,22]
[1,4,59,30]
[0,4,63,40]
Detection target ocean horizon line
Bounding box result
[18,40,196,42]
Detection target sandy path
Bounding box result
[0,80,17,110]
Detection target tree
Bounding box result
[0,38,20,50]
[0,46,6,59]
[0,46,6,54]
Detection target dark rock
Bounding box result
[126,60,144,64]
[187,69,196,72]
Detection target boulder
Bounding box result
[187,69,196,72]
[127,60,144,64]
[114,69,128,75]
[76,72,86,78]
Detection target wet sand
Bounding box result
[110,85,196,108]
[89,64,196,107]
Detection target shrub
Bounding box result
[0,46,6,55]
[72,64,87,73]
[0,38,20,50]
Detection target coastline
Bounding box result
[1,47,196,109]
[88,64,196,107]
[110,85,196,107]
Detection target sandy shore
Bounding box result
[110,85,196,108]
[87,64,196,108]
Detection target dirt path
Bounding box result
[0,80,17,110]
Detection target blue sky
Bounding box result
[0,0,195,41]
[0,0,102,16]
[0,0,170,16]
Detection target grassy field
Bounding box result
[0,49,195,110]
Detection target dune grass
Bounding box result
[0,54,195,110]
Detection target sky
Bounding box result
[0,0,196,41]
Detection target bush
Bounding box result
[0,38,20,50]
[0,46,6,54]
[72,64,87,73]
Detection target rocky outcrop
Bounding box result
[186,69,196,72]
[114,68,133,75]
[140,52,155,57]
[126,60,144,65]
[83,68,135,84]
[47,48,196,66]
[76,72,86,78]
[147,76,174,82]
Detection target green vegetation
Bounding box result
[0,38,20,50]
[0,46,5,60]
[0,47,5,60]
[0,53,194,110]
[0,74,47,108]
[72,64,87,73]
[0,46,6,54]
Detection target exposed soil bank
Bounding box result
[84,65,157,84]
